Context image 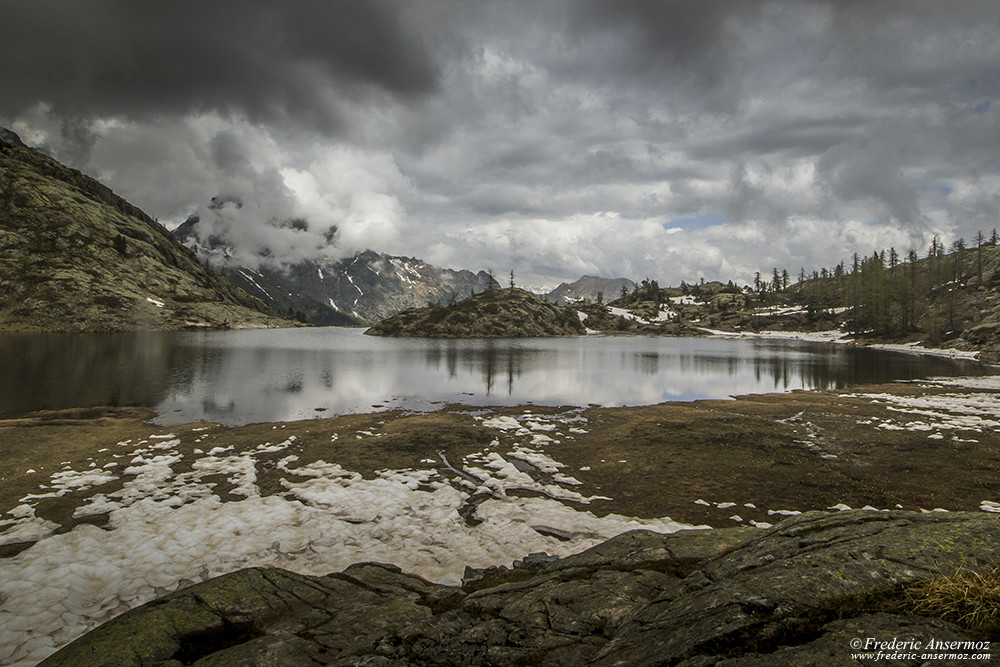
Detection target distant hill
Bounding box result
[546,275,635,305]
[605,242,1000,361]
[174,215,498,325]
[366,287,586,337]
[0,136,288,332]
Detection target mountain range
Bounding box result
[173,213,500,325]
[174,212,633,325]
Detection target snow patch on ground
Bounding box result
[0,506,59,548]
[237,270,270,299]
[701,328,849,343]
[868,342,980,360]
[608,306,676,324]
[0,412,698,666]
[481,416,523,430]
[844,381,1000,434]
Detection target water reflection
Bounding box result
[0,328,990,425]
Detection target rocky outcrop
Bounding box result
[0,127,28,148]
[366,287,587,337]
[0,138,289,332]
[43,510,1000,666]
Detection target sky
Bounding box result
[2,1,998,290]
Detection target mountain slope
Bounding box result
[0,138,288,332]
[366,287,587,337]
[174,216,497,325]
[770,242,1000,360]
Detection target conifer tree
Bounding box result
[976,230,985,281]
[952,238,965,282]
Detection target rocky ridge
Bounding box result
[0,137,287,332]
[365,287,587,337]
[43,510,1000,666]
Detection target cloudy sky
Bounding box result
[2,1,998,289]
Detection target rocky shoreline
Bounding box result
[43,510,1000,666]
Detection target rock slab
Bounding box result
[42,511,999,666]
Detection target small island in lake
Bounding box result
[365,286,588,337]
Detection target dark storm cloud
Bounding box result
[0,0,439,131]
[210,131,250,173]
[2,0,998,288]
[568,0,763,75]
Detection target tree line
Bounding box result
[773,229,999,338]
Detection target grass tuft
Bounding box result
[905,567,1000,633]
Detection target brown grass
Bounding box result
[905,567,1000,633]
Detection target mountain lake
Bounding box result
[1,327,990,425]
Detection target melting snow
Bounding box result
[701,328,848,343]
[0,416,702,666]
[669,295,706,306]
[869,342,980,360]
[844,382,1000,433]
[482,416,522,430]
[608,306,676,324]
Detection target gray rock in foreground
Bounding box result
[42,511,1000,666]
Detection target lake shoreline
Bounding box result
[3,374,1000,665]
[3,327,992,426]
[4,374,999,553]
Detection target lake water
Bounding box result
[0,327,990,425]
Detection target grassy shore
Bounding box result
[4,376,999,556]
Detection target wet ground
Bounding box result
[4,377,1000,557]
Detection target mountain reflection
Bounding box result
[0,329,988,425]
